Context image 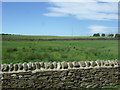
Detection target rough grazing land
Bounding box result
[2,40,118,64]
[1,60,120,89]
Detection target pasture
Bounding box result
[2,35,118,64]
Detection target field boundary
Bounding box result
[1,60,120,73]
[2,38,119,41]
[1,60,120,89]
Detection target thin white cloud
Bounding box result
[88,25,118,34]
[48,0,119,2]
[43,13,67,17]
[43,2,118,20]
[2,0,119,2]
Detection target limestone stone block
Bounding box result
[91,61,97,67]
[96,60,101,66]
[0,64,1,71]
[40,62,45,69]
[52,62,57,69]
[68,62,73,68]
[48,62,54,69]
[57,62,62,69]
[32,63,36,70]
[9,63,14,71]
[104,61,110,66]
[85,61,91,67]
[2,64,9,72]
[23,62,28,71]
[35,62,41,69]
[73,62,80,68]
[14,64,18,71]
[109,61,114,67]
[79,61,86,67]
[100,60,105,66]
[18,63,23,70]
[61,62,68,69]
[28,62,33,70]
[44,62,49,69]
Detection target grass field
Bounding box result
[1,35,120,88]
[2,36,118,64]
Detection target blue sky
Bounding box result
[2,1,118,36]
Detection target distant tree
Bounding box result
[1,33,12,35]
[108,34,114,37]
[93,33,97,37]
[96,33,100,37]
[2,33,5,35]
[93,33,100,37]
[111,34,114,37]
[101,33,105,37]
[115,34,120,38]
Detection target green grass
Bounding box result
[2,40,118,64]
[102,85,120,88]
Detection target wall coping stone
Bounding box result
[1,60,120,73]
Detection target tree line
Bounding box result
[93,33,120,38]
[0,33,13,35]
[1,33,120,38]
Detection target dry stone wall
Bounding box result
[1,60,120,89]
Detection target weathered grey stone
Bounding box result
[91,61,97,67]
[92,84,99,88]
[61,77,66,81]
[0,64,1,71]
[48,62,54,69]
[86,85,93,88]
[79,61,86,67]
[61,62,68,69]
[105,80,109,84]
[86,61,91,67]
[109,61,114,67]
[73,62,80,68]
[23,62,28,71]
[32,63,36,70]
[57,62,62,69]
[52,62,57,68]
[105,61,110,66]
[82,78,88,81]
[11,74,17,77]
[68,62,73,68]
[100,60,105,66]
[18,75,23,79]
[9,63,14,71]
[28,62,33,70]
[117,60,120,65]
[35,62,41,69]
[113,60,119,65]
[18,63,23,70]
[2,64,9,72]
[114,60,120,66]
[96,61,101,66]
[14,64,18,71]
[110,83,115,86]
[68,72,72,76]
[40,62,45,68]
[44,62,49,69]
